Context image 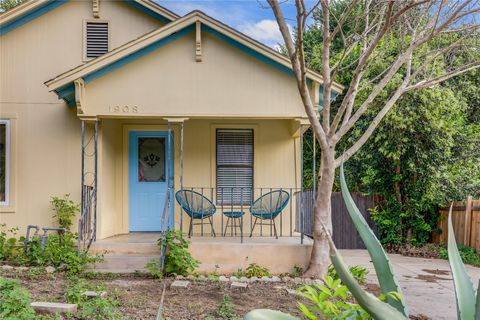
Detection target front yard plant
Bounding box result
[216,294,238,320]
[297,276,371,320]
[0,196,101,275]
[51,194,80,231]
[64,276,122,320]
[233,263,270,278]
[146,229,199,277]
[0,277,35,320]
[328,265,369,285]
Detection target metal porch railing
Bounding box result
[176,187,316,243]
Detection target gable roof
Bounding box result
[0,0,179,36]
[45,10,344,98]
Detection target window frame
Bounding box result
[83,19,111,61]
[215,128,254,206]
[0,119,11,207]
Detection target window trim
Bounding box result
[215,128,254,206]
[0,119,11,207]
[83,19,111,62]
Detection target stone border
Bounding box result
[174,274,322,285]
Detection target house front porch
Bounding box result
[90,232,313,274]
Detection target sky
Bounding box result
[156,0,304,49]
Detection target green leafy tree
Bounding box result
[0,0,26,12]
[300,14,480,247]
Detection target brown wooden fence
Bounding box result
[296,191,379,249]
[433,196,480,251]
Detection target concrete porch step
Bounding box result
[92,254,158,273]
[90,242,159,255]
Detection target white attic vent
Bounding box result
[85,21,109,59]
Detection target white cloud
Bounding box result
[239,19,290,49]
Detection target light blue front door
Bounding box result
[129,131,173,231]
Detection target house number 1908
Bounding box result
[109,106,139,113]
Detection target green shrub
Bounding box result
[64,277,121,320]
[51,194,80,231]
[297,276,371,319]
[24,233,102,274]
[145,258,163,279]
[328,264,369,285]
[0,224,22,262]
[438,244,480,267]
[0,277,36,320]
[216,294,237,320]
[291,264,304,277]
[150,230,199,276]
[233,263,270,278]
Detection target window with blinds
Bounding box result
[216,129,253,205]
[85,21,109,59]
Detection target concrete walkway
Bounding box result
[340,250,480,320]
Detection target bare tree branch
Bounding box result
[267,0,329,149]
[407,61,480,90]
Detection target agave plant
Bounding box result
[446,205,480,319]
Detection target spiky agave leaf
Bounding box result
[476,280,480,320]
[447,206,476,320]
[340,162,408,316]
[243,309,299,320]
[323,221,407,320]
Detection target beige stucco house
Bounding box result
[0,0,342,272]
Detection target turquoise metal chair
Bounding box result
[175,190,217,237]
[249,190,290,239]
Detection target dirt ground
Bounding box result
[1,268,432,319]
[1,270,302,319]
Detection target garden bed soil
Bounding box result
[1,271,302,319]
[0,270,432,319]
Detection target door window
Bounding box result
[138,137,165,182]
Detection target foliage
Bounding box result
[24,233,101,274]
[0,224,22,262]
[65,277,122,320]
[0,0,26,12]
[1,225,101,275]
[154,230,199,276]
[207,264,221,280]
[291,265,304,278]
[216,294,238,320]
[51,194,80,231]
[0,277,35,320]
[328,264,368,285]
[297,276,371,320]
[438,244,480,268]
[301,9,480,247]
[145,258,163,279]
[232,263,270,278]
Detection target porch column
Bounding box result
[163,117,189,233]
[79,117,99,250]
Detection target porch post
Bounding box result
[300,125,304,245]
[81,120,85,216]
[93,120,98,241]
[163,117,189,234]
[180,122,184,233]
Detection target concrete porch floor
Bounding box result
[90,232,313,274]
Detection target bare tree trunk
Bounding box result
[304,148,335,277]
